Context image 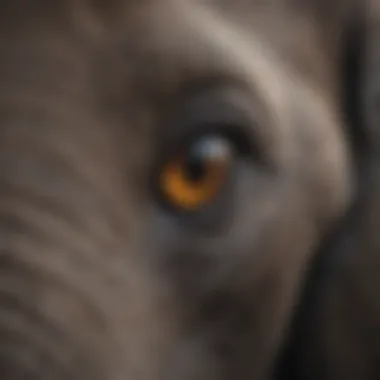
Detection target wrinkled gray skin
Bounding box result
[0,1,353,379]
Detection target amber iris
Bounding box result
[159,136,233,211]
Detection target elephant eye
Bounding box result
[158,134,235,211]
[152,88,264,232]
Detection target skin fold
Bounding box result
[276,161,380,380]
[0,1,356,379]
[274,1,380,379]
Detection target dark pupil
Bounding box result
[184,147,207,182]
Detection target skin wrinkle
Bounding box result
[0,1,357,380]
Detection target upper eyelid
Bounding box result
[159,88,263,149]
[155,85,275,168]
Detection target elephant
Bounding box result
[0,1,358,379]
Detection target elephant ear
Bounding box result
[362,0,380,150]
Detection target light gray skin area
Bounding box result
[275,0,380,378]
[0,1,354,379]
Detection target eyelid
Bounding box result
[157,86,273,169]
